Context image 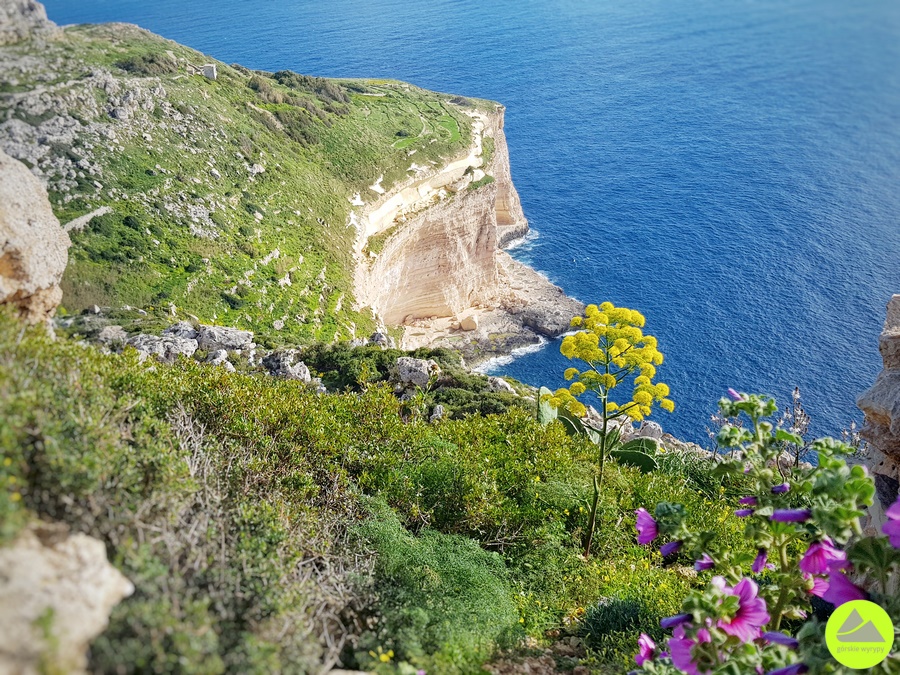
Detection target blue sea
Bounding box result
[43,0,900,444]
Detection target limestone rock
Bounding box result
[0,0,59,46]
[369,331,396,349]
[396,356,440,388]
[0,522,133,674]
[206,349,235,372]
[196,324,253,351]
[858,294,900,523]
[487,376,515,395]
[0,149,70,322]
[127,334,198,363]
[634,421,664,441]
[430,404,445,422]
[262,349,311,382]
[96,325,127,345]
[162,320,198,340]
[459,312,478,331]
[200,64,217,80]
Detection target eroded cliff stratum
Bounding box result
[353,106,582,359]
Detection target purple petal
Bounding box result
[886,496,900,520]
[661,540,683,557]
[635,508,658,545]
[771,483,790,494]
[739,496,759,506]
[884,519,900,548]
[752,549,768,574]
[822,570,866,607]
[770,509,811,523]
[660,613,692,629]
[765,665,808,675]
[735,508,754,517]
[727,388,745,401]
[763,632,799,649]
[798,538,847,576]
[695,554,715,571]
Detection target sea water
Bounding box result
[42,0,900,443]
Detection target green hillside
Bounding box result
[1,22,486,343]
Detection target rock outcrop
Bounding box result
[0,0,58,46]
[858,295,900,535]
[0,522,133,674]
[396,356,440,388]
[197,325,254,352]
[262,349,311,382]
[127,333,198,363]
[0,149,70,322]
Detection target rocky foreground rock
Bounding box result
[0,149,70,322]
[858,294,900,535]
[0,522,133,674]
[0,0,58,45]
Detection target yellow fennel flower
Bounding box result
[564,367,580,381]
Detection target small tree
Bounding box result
[545,302,674,557]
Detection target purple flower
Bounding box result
[727,388,745,402]
[884,496,900,548]
[635,508,658,545]
[822,569,866,607]
[661,540,683,557]
[752,549,768,574]
[416,671,426,675]
[770,509,811,523]
[668,625,712,675]
[715,577,771,643]
[735,508,754,518]
[763,632,799,650]
[635,633,656,666]
[765,665,808,675]
[771,483,790,494]
[660,613,693,629]
[798,537,847,575]
[739,496,759,506]
[694,554,715,571]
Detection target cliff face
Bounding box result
[353,107,581,362]
[857,294,900,535]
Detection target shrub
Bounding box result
[117,53,178,76]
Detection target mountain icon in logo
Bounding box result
[836,609,886,643]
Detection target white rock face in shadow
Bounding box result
[0,149,71,322]
[858,294,900,537]
[0,522,134,674]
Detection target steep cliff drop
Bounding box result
[352,104,583,365]
[858,294,900,536]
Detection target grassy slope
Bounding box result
[0,311,753,674]
[2,23,486,344]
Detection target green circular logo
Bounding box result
[825,600,895,669]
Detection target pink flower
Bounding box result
[798,537,847,575]
[668,624,711,675]
[635,508,658,545]
[804,573,829,598]
[727,388,745,402]
[884,496,900,548]
[635,633,656,666]
[715,577,771,643]
[822,569,866,607]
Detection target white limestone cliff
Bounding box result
[352,106,581,363]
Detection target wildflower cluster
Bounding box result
[549,302,674,422]
[631,392,900,674]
